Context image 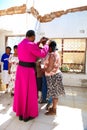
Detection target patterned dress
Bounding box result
[8,54,19,92]
[44,51,65,99]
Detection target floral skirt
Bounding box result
[46,72,65,99]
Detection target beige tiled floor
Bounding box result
[0,86,87,130]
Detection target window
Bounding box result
[6,36,25,52]
[53,38,86,73]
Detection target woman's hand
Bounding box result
[46,40,51,45]
[39,37,49,45]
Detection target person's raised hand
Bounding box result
[39,37,49,45]
[46,39,51,45]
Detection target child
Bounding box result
[36,58,43,102]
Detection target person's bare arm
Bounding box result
[8,62,11,74]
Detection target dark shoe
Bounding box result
[11,92,14,96]
[39,100,47,104]
[23,117,34,122]
[19,116,23,121]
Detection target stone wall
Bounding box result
[0,4,26,16]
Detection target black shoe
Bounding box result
[11,92,14,96]
[39,100,47,104]
[23,117,34,122]
[19,116,23,121]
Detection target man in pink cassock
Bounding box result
[13,30,49,122]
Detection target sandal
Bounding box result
[45,108,56,115]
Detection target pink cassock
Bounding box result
[13,38,49,119]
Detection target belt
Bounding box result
[19,61,36,68]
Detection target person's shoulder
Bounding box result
[54,51,59,55]
[28,41,36,45]
[18,38,27,44]
[55,52,60,60]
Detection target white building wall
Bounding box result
[40,11,87,38]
